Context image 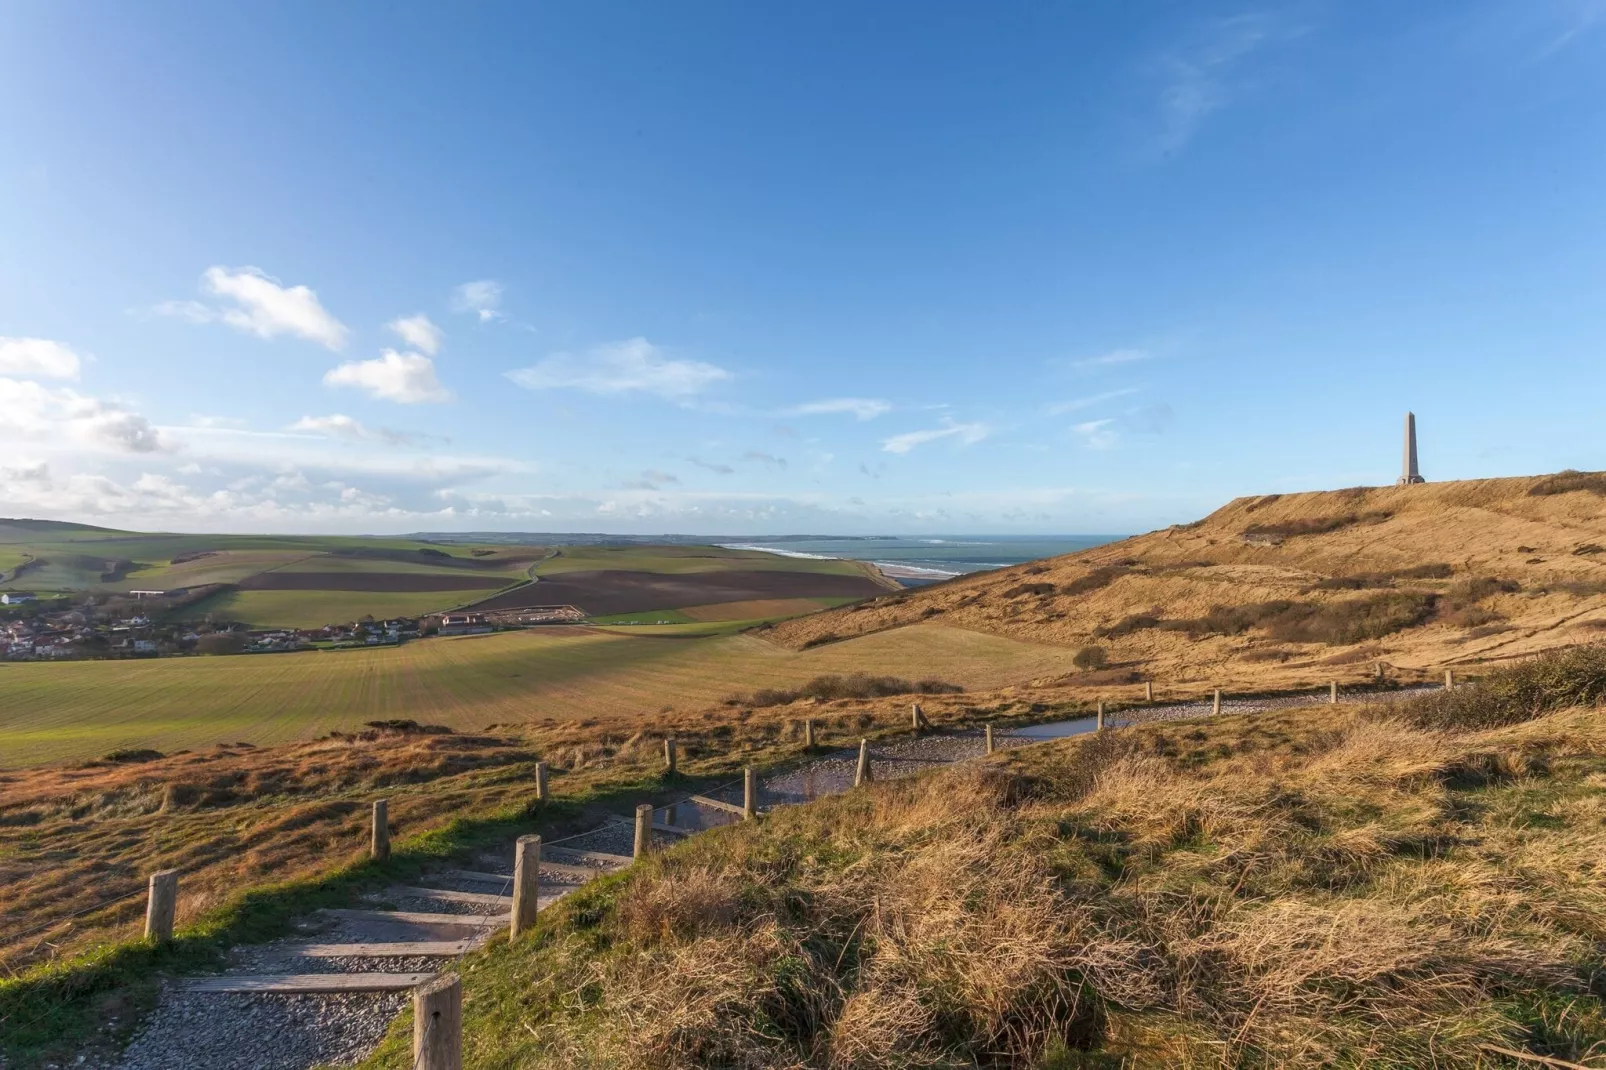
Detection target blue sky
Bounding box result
[2,1,1604,535]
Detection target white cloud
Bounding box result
[387,314,443,355]
[880,419,990,454]
[0,337,83,379]
[1071,348,1151,369]
[0,377,167,454]
[1151,13,1307,153]
[451,279,504,322]
[688,457,735,475]
[155,266,349,349]
[324,350,453,404]
[506,338,730,400]
[287,413,440,447]
[1047,387,1142,414]
[1073,418,1120,450]
[785,397,891,421]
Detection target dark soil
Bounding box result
[461,568,885,616]
[235,573,508,592]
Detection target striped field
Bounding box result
[0,624,1081,767]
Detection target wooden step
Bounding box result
[286,941,477,958]
[448,862,597,883]
[183,972,434,994]
[545,846,632,868]
[688,794,746,817]
[319,908,508,927]
[390,886,514,907]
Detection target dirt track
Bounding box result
[462,568,886,616]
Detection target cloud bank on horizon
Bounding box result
[2,3,1603,535]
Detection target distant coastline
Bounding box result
[718,535,1121,586]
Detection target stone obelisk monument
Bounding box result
[1397,411,1425,486]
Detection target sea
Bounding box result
[715,535,1122,585]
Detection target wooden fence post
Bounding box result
[144,869,178,943]
[855,739,872,787]
[633,803,653,859]
[1444,669,1455,690]
[413,972,462,1070]
[510,835,540,939]
[534,761,548,803]
[1144,681,1154,702]
[1212,689,1222,716]
[1096,700,1105,731]
[1375,661,1385,681]
[804,718,815,749]
[984,724,994,755]
[1330,680,1338,704]
[743,766,757,821]
[664,738,677,776]
[371,800,390,861]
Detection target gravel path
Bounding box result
[99,680,1443,1068]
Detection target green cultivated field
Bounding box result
[177,589,498,629]
[0,624,1081,767]
[0,520,880,629]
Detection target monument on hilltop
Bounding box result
[1397,411,1425,486]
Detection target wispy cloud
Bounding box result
[1150,12,1309,153]
[387,314,443,356]
[1047,387,1142,414]
[1073,418,1120,450]
[881,418,989,455]
[506,338,730,400]
[1071,348,1151,370]
[155,266,349,350]
[742,450,787,470]
[1072,404,1176,450]
[621,468,682,490]
[688,456,735,475]
[450,279,504,322]
[784,397,892,421]
[288,413,443,447]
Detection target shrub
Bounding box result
[1094,614,1160,639]
[799,633,840,649]
[1073,646,1108,671]
[1002,582,1056,599]
[1403,644,1606,730]
[101,748,164,764]
[1264,593,1437,646]
[1242,511,1392,539]
[742,673,962,707]
[1529,469,1606,496]
[1061,566,1126,596]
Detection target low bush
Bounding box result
[1001,582,1056,598]
[1093,613,1160,639]
[1113,594,1437,646]
[1060,566,1127,596]
[1529,469,1606,496]
[1072,645,1107,670]
[1242,510,1392,539]
[1404,644,1606,730]
[742,673,963,708]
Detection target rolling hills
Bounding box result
[770,473,1606,693]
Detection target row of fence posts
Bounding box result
[131,666,1468,1069]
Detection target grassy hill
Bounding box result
[0,623,1074,767]
[771,474,1606,692]
[344,646,1606,1069]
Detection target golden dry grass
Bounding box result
[769,474,1606,696]
[363,656,1606,1069]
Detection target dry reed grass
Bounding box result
[439,653,1606,1069]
